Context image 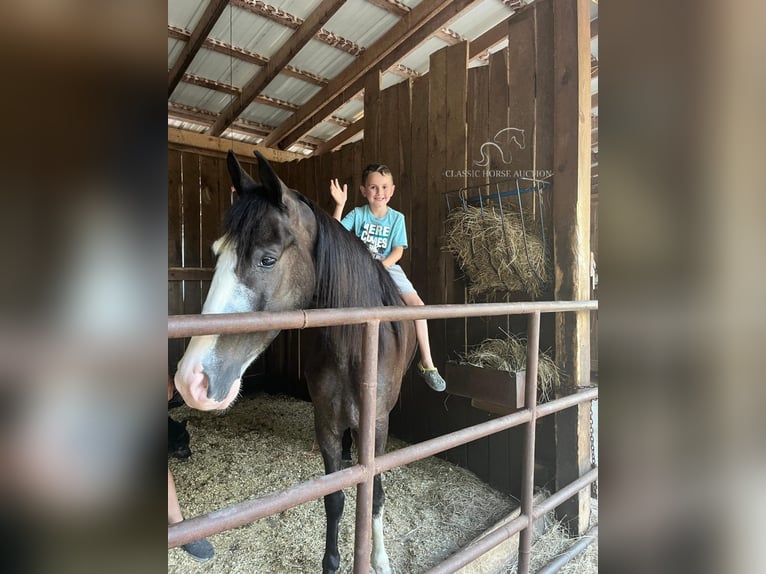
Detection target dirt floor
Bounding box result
[168,393,520,573]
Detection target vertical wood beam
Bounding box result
[553,0,592,535]
[364,71,381,163]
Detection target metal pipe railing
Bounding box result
[168,300,598,574]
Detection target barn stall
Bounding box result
[168,0,598,571]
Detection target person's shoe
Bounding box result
[182,538,215,562]
[418,362,446,392]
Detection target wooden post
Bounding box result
[553,0,592,535]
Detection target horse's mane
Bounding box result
[297,194,406,356]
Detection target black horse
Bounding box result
[174,151,416,574]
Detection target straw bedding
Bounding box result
[456,332,562,402]
[445,204,551,299]
[168,393,517,573]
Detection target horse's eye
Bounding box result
[260,256,277,268]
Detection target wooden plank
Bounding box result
[363,70,381,164]
[465,66,490,348]
[535,0,556,257]
[409,76,429,302]
[168,150,184,370]
[507,10,536,213]
[379,83,400,212]
[182,153,202,316]
[396,80,413,275]
[168,267,214,281]
[444,41,469,358]
[552,0,592,535]
[313,119,364,156]
[200,156,222,269]
[486,48,511,334]
[168,127,305,163]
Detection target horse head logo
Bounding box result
[473,127,526,167]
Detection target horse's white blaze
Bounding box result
[371,509,391,574]
[175,237,254,409]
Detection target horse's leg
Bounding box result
[316,423,345,574]
[370,421,392,574]
[341,427,353,467]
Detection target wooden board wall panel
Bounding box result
[465,66,491,349]
[396,80,413,275]
[444,41,469,358]
[507,10,536,214]
[379,83,401,213]
[535,0,555,251]
[168,150,184,370]
[486,48,512,337]
[182,153,202,317]
[409,76,429,304]
[200,155,222,305]
[552,0,592,535]
[364,71,381,164]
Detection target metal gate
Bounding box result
[168,300,598,573]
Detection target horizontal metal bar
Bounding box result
[375,410,532,474]
[532,468,599,520]
[168,300,598,338]
[168,389,598,549]
[168,463,371,548]
[424,468,599,574]
[536,525,598,574]
[425,514,530,574]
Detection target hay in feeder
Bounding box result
[445,204,551,298]
[168,393,518,574]
[457,332,561,402]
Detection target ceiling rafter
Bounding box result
[388,63,421,79]
[231,0,365,57]
[435,27,466,45]
[168,0,229,97]
[168,103,318,152]
[169,25,330,87]
[314,118,365,155]
[264,0,482,149]
[208,0,347,137]
[364,0,410,18]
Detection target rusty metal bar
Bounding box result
[536,525,598,574]
[168,388,597,549]
[353,321,379,574]
[424,468,599,574]
[168,464,368,548]
[168,301,598,338]
[518,311,541,574]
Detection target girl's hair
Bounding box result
[361,163,392,184]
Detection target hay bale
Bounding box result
[456,332,561,402]
[168,394,517,573]
[445,204,551,299]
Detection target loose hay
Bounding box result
[445,204,551,299]
[168,394,517,574]
[456,332,562,402]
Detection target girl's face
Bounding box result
[360,172,395,208]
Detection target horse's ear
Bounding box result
[253,150,284,207]
[227,150,257,196]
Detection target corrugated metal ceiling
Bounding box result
[168,0,599,157]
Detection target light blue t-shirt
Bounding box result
[340,205,408,260]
